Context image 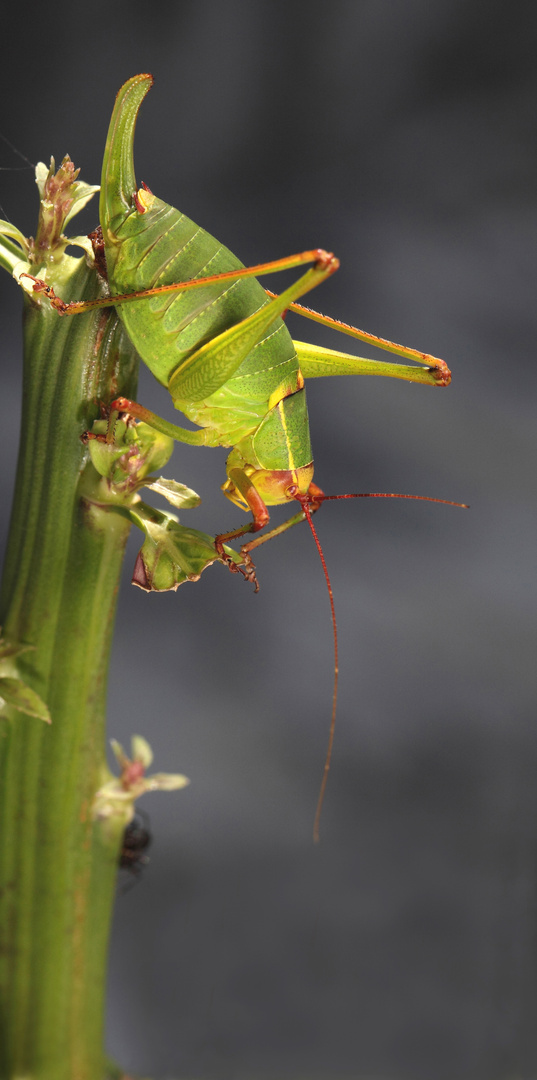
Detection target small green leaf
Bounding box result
[0,219,29,254]
[12,259,33,288]
[131,734,153,768]
[132,513,240,592]
[145,772,190,792]
[0,678,51,722]
[65,234,96,257]
[109,738,127,766]
[130,423,175,474]
[35,160,50,198]
[144,476,201,509]
[87,429,139,485]
[86,418,174,488]
[63,180,100,226]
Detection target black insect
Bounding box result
[119,810,151,885]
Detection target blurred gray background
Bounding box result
[1,2,536,1077]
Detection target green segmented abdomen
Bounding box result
[238,388,313,472]
[106,196,299,406]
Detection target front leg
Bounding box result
[109,397,209,446]
[214,469,271,591]
[215,478,325,590]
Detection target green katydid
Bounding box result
[22,74,466,839]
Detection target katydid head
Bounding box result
[249,465,315,505]
[222,463,315,511]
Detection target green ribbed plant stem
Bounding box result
[0,257,139,1080]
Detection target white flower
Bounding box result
[93,735,189,822]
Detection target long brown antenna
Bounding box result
[301,501,339,843]
[301,488,467,842]
[318,492,469,508]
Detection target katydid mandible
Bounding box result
[23,74,463,840]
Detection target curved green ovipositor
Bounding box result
[100,73,154,250]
